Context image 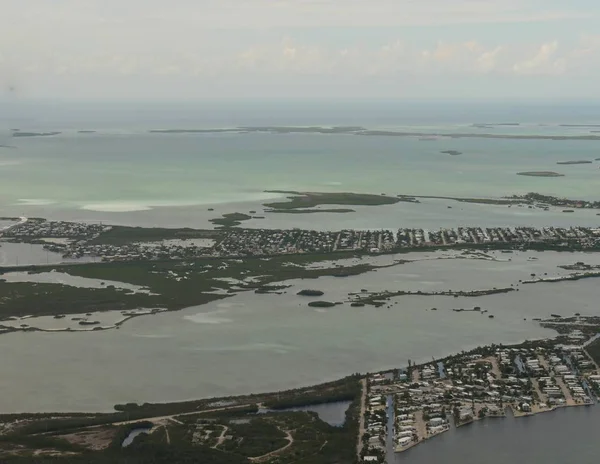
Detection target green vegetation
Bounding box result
[149,129,240,133]
[307,301,336,308]
[90,226,220,245]
[516,171,565,177]
[12,132,61,137]
[586,337,600,366]
[219,419,288,457]
[209,213,252,228]
[0,253,378,320]
[556,160,592,165]
[401,194,517,205]
[0,376,362,462]
[352,287,515,307]
[267,208,355,214]
[360,129,600,141]
[239,125,365,134]
[507,192,600,209]
[297,289,324,297]
[0,281,185,319]
[1,443,250,463]
[264,191,400,210]
[441,150,462,156]
[264,377,360,410]
[147,126,600,141]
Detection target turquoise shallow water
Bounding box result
[1,100,600,222]
[1,101,600,418]
[1,130,599,218]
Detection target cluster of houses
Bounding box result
[360,374,389,463]
[337,230,395,253]
[216,229,397,256]
[2,219,107,241]
[396,226,600,248]
[56,240,218,261]
[360,330,600,461]
[495,341,596,409]
[514,193,600,210]
[5,218,600,263]
[217,226,600,257]
[216,229,339,255]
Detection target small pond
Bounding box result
[122,427,153,447]
[258,400,352,427]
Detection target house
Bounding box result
[429,417,445,427]
[429,425,447,434]
[398,436,412,447]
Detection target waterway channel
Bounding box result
[391,406,600,464]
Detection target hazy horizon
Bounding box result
[1,0,600,100]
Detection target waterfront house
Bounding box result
[428,417,445,427]
[397,436,412,447]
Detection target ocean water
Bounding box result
[1,100,600,228]
[393,407,600,464]
[2,249,599,413]
[0,100,599,425]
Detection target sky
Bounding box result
[0,0,599,100]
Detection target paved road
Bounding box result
[112,403,254,428]
[356,378,367,461]
[35,403,254,438]
[0,216,27,233]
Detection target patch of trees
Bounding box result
[2,443,250,464]
[265,379,360,410]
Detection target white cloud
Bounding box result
[0,1,598,98]
[477,47,504,73]
[10,38,596,80]
[513,41,566,75]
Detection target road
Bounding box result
[0,216,27,233]
[555,377,576,406]
[212,425,229,449]
[250,430,293,462]
[113,403,254,427]
[34,403,254,439]
[356,378,367,461]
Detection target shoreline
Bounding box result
[0,319,595,463]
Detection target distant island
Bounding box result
[145,126,600,141]
[264,191,400,211]
[472,122,520,127]
[149,128,241,134]
[209,212,252,228]
[556,160,592,165]
[297,289,325,297]
[78,130,97,134]
[149,126,366,135]
[441,150,462,156]
[517,171,565,177]
[12,131,61,138]
[559,124,600,128]
[268,208,356,214]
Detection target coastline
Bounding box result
[0,317,596,463]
